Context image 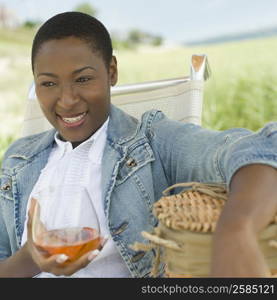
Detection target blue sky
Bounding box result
[1,0,277,43]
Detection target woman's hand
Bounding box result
[26,198,107,277]
[210,164,277,277]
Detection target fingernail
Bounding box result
[88,249,100,261]
[56,254,68,264]
[103,234,109,240]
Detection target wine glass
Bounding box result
[30,184,101,263]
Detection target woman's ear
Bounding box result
[109,56,118,86]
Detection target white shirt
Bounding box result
[21,118,131,277]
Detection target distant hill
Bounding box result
[185,26,277,46]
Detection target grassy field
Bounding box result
[0,27,277,164]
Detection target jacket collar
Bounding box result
[106,104,139,145]
[7,105,139,161]
[6,129,56,161]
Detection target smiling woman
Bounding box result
[0,11,277,279]
[34,37,117,146]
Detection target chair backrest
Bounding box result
[21,54,210,137]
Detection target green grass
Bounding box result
[0,28,277,165]
[0,27,35,46]
[115,38,277,131]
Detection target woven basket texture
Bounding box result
[131,182,277,277]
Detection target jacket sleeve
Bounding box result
[0,175,12,260]
[0,150,15,260]
[151,112,277,189]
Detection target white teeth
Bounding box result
[62,112,86,123]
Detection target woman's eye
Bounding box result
[41,81,55,87]
[76,77,91,83]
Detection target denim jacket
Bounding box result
[1,105,277,277]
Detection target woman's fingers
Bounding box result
[57,235,108,275]
[27,197,41,239]
[26,220,107,276]
[87,249,100,261]
[41,249,100,276]
[100,234,109,248]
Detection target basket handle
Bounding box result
[162,182,227,197]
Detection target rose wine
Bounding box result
[34,227,100,262]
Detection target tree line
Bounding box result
[21,2,163,49]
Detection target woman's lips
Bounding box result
[57,112,88,128]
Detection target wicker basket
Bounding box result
[130,182,277,277]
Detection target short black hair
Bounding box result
[31,11,113,72]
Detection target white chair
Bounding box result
[21,54,210,137]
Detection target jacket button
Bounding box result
[131,251,145,262]
[1,184,11,191]
[112,222,128,235]
[126,158,137,168]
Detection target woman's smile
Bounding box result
[57,111,88,128]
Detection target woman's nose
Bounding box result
[58,84,79,108]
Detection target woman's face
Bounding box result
[33,36,117,144]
